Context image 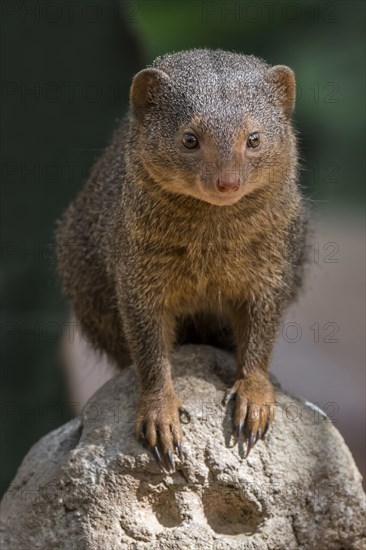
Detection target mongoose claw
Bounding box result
[176,440,184,461]
[236,420,244,440]
[166,448,175,470]
[222,390,236,407]
[153,446,163,465]
[224,372,275,457]
[245,430,255,458]
[152,446,172,474]
[262,416,271,439]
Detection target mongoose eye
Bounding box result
[247,132,261,148]
[182,132,199,149]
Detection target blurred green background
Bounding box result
[1,0,365,497]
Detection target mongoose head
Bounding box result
[130,49,297,206]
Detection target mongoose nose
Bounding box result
[217,177,240,193]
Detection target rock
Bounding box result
[1,345,365,549]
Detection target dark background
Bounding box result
[1,0,365,497]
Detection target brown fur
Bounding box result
[56,49,308,464]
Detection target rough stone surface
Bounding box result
[1,345,365,549]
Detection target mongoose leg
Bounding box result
[118,294,183,469]
[225,298,280,456]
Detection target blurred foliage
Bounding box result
[1,0,364,496]
[1,0,143,496]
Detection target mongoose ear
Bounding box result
[130,68,170,118]
[268,65,296,118]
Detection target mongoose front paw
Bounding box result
[223,372,275,457]
[135,389,185,471]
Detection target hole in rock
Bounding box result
[202,486,264,536]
